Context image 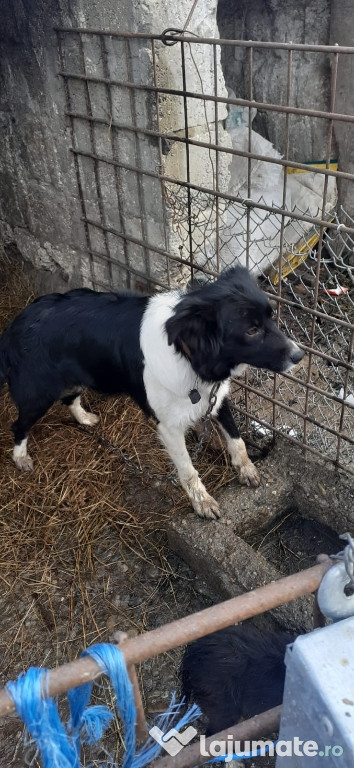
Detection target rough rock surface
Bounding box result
[217,0,332,163]
[168,438,354,633]
[0,0,228,291]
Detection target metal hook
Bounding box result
[161,28,185,46]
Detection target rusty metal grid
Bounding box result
[55,28,354,474]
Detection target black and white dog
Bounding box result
[0,266,304,519]
[181,625,296,735]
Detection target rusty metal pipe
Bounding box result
[54,28,354,54]
[59,70,354,127]
[113,631,149,744]
[0,558,332,718]
[153,706,282,768]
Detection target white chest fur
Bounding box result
[140,292,230,430]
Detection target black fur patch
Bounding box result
[0,288,150,444]
[181,624,296,735]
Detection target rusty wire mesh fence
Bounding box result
[56,27,354,473]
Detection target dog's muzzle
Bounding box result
[285,341,305,370]
[289,341,305,364]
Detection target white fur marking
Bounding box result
[220,431,260,487]
[157,423,220,519]
[13,438,33,471]
[140,292,230,431]
[69,396,99,426]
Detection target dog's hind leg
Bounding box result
[157,423,220,519]
[62,393,99,427]
[215,399,260,487]
[12,397,55,471]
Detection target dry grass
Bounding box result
[0,252,235,695]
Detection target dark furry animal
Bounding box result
[0,267,304,518]
[181,625,296,735]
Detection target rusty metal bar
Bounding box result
[336,327,354,463]
[151,38,172,288]
[62,100,354,183]
[54,28,354,54]
[0,558,332,717]
[246,45,253,271]
[263,291,354,332]
[282,368,354,410]
[87,248,169,290]
[69,146,354,239]
[66,130,354,187]
[230,398,354,474]
[154,706,282,768]
[113,631,148,744]
[77,31,113,289]
[58,71,354,126]
[272,48,292,434]
[124,37,151,285]
[84,218,216,276]
[180,40,194,277]
[243,45,254,434]
[213,44,220,273]
[303,51,338,450]
[56,33,96,287]
[128,663,149,743]
[66,127,354,234]
[238,378,354,444]
[99,34,132,288]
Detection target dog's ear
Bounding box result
[165,295,221,357]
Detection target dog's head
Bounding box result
[165,266,305,382]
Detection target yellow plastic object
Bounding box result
[270,230,323,286]
[269,159,338,283]
[286,160,338,174]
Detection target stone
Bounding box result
[167,437,354,632]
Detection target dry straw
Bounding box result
[0,250,234,707]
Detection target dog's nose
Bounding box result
[290,344,305,364]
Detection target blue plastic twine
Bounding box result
[6,667,80,768]
[68,644,135,768]
[6,643,202,768]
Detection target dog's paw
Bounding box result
[80,411,100,427]
[184,474,221,520]
[238,460,260,487]
[194,493,221,520]
[189,486,221,520]
[14,454,34,471]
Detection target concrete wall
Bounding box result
[0,0,168,291]
[330,0,354,217]
[217,0,332,164]
[0,0,228,292]
[0,0,85,291]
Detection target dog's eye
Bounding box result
[246,327,259,336]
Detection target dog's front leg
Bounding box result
[215,399,260,487]
[157,423,220,520]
